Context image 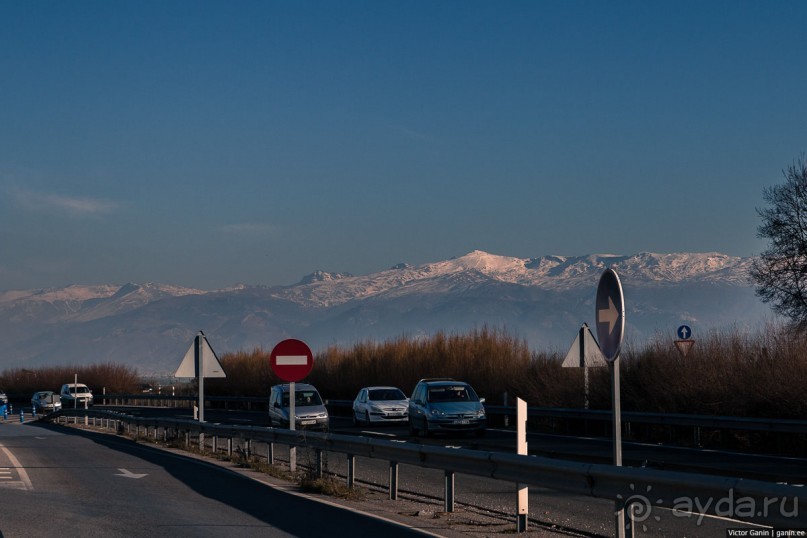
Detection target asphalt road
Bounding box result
[0,420,434,537]
[15,404,807,536]
[57,405,805,536]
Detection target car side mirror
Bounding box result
[479,397,486,404]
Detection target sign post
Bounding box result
[562,323,607,408]
[270,339,314,473]
[595,268,627,538]
[175,331,226,424]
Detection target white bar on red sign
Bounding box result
[276,355,308,366]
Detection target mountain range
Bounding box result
[0,250,776,375]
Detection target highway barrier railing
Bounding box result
[47,408,806,530]
[100,393,807,454]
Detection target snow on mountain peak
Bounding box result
[439,250,526,274]
[299,270,354,285]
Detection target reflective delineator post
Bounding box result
[516,397,528,533]
[20,410,24,423]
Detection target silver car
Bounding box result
[352,386,408,426]
[32,391,62,413]
[268,383,329,432]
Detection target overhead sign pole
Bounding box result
[595,268,627,538]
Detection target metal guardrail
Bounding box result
[49,408,806,529]
[102,393,807,435]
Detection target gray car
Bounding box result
[408,378,486,437]
[268,383,329,432]
[31,391,62,413]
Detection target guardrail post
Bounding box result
[316,449,323,479]
[268,443,274,465]
[444,471,455,513]
[212,436,218,454]
[199,433,205,453]
[228,438,233,457]
[347,454,355,488]
[389,461,399,500]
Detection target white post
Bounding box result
[289,382,296,472]
[516,397,528,532]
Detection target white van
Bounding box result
[60,383,94,407]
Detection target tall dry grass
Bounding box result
[307,326,534,401]
[2,323,805,419]
[0,363,140,398]
[618,323,807,418]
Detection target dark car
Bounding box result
[0,389,7,407]
[408,378,486,437]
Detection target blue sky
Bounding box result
[1,1,805,291]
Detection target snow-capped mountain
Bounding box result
[0,251,773,374]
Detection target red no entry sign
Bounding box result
[270,338,314,382]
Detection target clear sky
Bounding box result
[1,1,805,291]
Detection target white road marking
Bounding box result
[0,443,33,490]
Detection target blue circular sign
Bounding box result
[677,325,692,340]
[595,268,625,362]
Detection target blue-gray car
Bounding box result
[408,378,486,437]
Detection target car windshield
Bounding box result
[281,390,322,407]
[70,387,90,394]
[427,385,479,403]
[368,388,406,401]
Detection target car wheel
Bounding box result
[423,419,433,437]
[352,410,359,426]
[409,418,418,436]
[365,411,371,426]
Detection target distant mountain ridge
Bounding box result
[0,251,772,375]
